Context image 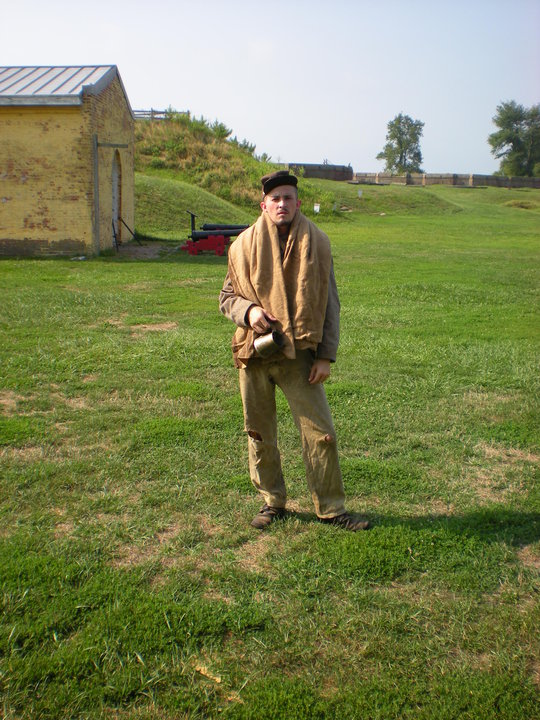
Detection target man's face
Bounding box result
[260,185,301,228]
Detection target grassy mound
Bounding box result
[135,173,257,241]
[135,112,275,210]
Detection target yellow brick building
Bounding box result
[0,65,134,256]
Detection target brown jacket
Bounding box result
[219,212,340,364]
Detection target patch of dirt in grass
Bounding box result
[55,422,70,435]
[441,648,499,675]
[0,525,13,539]
[469,651,496,672]
[236,533,278,573]
[103,703,180,719]
[490,581,539,616]
[479,442,539,464]
[112,547,153,569]
[103,316,128,328]
[51,507,75,538]
[151,516,229,587]
[203,585,234,605]
[111,522,184,569]
[54,520,75,538]
[460,390,520,422]
[123,278,206,290]
[404,497,456,518]
[466,442,537,504]
[531,660,540,688]
[0,390,23,414]
[95,315,175,334]
[381,582,463,616]
[122,281,156,292]
[174,278,207,286]
[0,390,40,416]
[517,544,540,569]
[116,241,171,260]
[130,321,178,336]
[462,390,516,407]
[155,523,182,544]
[51,392,90,410]
[1,445,45,462]
[198,514,223,538]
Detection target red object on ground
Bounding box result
[181,234,229,256]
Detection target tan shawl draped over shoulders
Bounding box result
[227,210,332,367]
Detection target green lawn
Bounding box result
[1,184,539,719]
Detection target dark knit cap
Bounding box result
[261,170,298,196]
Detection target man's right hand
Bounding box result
[247,306,277,334]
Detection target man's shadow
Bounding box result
[283,506,540,549]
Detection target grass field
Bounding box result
[1,183,539,719]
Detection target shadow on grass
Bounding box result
[273,506,539,591]
[284,506,540,548]
[373,507,540,548]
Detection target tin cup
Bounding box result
[253,330,284,358]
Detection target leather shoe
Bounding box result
[319,512,370,531]
[251,504,287,529]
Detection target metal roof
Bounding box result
[0,65,130,109]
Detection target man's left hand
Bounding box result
[309,359,331,384]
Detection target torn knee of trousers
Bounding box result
[247,430,263,442]
[323,433,334,444]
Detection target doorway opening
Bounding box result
[112,151,122,245]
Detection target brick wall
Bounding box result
[84,77,134,252]
[0,106,93,255]
[0,75,134,257]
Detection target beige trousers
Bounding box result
[238,350,346,519]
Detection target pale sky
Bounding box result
[2,0,539,174]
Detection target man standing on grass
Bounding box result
[219,170,369,531]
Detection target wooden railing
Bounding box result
[133,109,187,120]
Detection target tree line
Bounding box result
[377,101,540,177]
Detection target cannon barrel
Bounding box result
[190,229,246,241]
[201,223,249,231]
[184,210,248,253]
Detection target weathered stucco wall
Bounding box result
[0,74,134,256]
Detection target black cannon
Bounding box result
[201,223,249,232]
[182,211,249,255]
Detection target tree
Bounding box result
[376,113,424,174]
[488,101,540,176]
